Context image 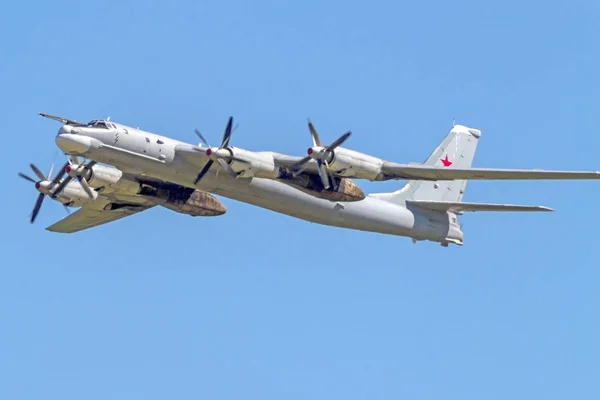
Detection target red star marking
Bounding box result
[441,154,452,167]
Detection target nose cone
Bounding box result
[58,125,72,135]
[55,133,92,155]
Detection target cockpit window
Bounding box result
[86,120,110,129]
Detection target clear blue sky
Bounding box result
[2,1,599,399]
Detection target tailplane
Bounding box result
[370,124,555,247]
[372,124,481,204]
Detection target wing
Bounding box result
[176,147,324,177]
[272,153,321,173]
[46,203,154,233]
[174,143,209,162]
[406,200,553,213]
[381,162,600,181]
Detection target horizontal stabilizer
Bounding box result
[406,200,554,213]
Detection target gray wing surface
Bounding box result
[272,154,319,172]
[406,200,553,213]
[174,144,210,163]
[46,204,154,233]
[382,163,600,181]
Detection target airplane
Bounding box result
[18,156,227,233]
[35,112,600,246]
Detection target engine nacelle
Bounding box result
[325,148,384,181]
[139,184,226,217]
[68,164,141,195]
[56,181,100,207]
[280,174,365,202]
[226,148,281,179]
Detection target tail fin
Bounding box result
[373,124,481,204]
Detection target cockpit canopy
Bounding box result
[86,120,117,129]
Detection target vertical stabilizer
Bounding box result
[372,124,481,204]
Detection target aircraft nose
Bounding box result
[55,133,92,155]
[58,125,72,135]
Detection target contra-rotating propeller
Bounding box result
[51,155,96,199]
[290,120,352,189]
[193,116,240,184]
[18,162,69,223]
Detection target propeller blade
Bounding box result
[292,165,308,177]
[47,163,54,180]
[220,117,233,148]
[316,160,330,189]
[194,160,214,184]
[77,175,95,198]
[85,160,97,171]
[51,162,69,185]
[30,193,45,223]
[325,131,352,152]
[51,176,74,198]
[18,173,36,183]
[217,158,238,178]
[290,155,312,171]
[307,120,322,147]
[324,160,337,191]
[29,163,45,181]
[194,128,211,148]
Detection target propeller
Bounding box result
[18,162,70,224]
[193,116,239,184]
[291,120,352,189]
[51,157,96,199]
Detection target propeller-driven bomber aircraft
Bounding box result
[23,112,600,246]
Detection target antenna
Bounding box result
[106,116,111,121]
[452,118,455,127]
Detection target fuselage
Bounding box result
[54,121,460,244]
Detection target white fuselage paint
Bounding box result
[54,123,459,244]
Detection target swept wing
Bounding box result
[46,203,154,233]
[381,162,600,181]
